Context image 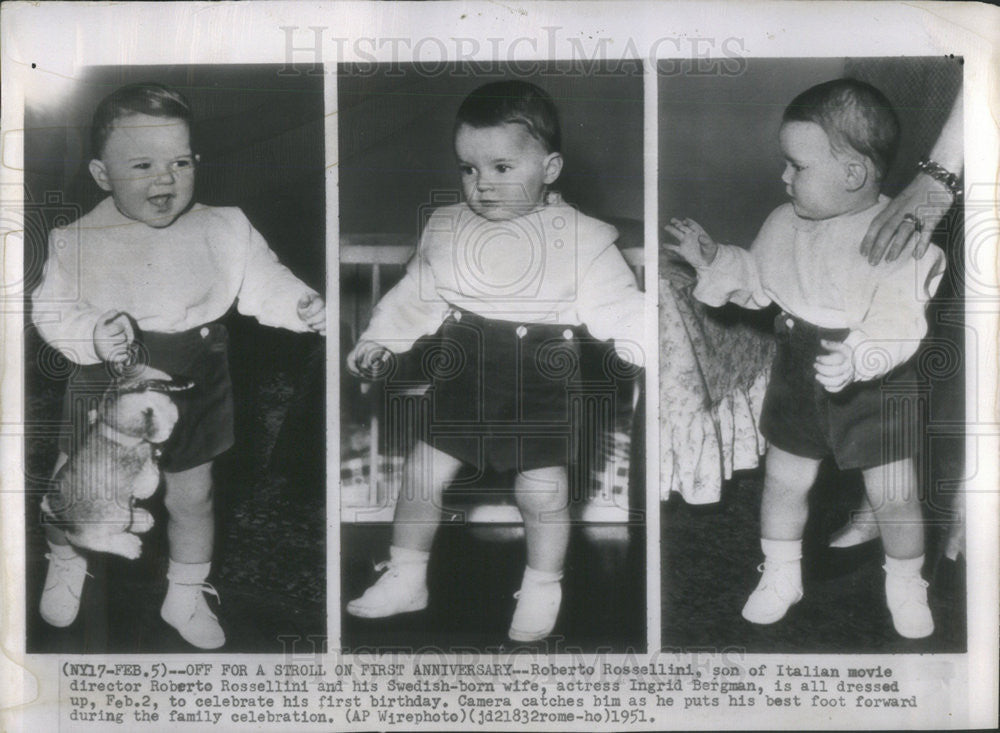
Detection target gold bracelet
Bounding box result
[916,159,962,198]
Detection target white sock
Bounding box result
[386,546,428,588]
[761,538,802,562]
[166,560,211,585]
[522,566,563,587]
[47,540,81,560]
[389,545,429,565]
[884,554,924,576]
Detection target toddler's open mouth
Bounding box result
[148,194,173,210]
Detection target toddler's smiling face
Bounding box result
[454,122,562,221]
[89,113,195,228]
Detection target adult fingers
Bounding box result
[861,209,893,258]
[883,218,922,263]
[913,229,935,260]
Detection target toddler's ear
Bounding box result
[543,152,563,185]
[844,160,869,192]
[88,159,113,192]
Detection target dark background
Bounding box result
[23,65,327,653]
[339,61,644,236]
[659,56,962,249]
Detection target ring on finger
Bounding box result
[902,213,924,232]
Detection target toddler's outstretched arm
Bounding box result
[664,217,719,267]
[665,214,772,311]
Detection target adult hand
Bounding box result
[860,174,955,266]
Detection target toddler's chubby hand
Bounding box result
[297,293,326,335]
[93,310,135,363]
[664,217,719,267]
[346,340,392,380]
[814,339,855,393]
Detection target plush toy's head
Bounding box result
[99,366,193,444]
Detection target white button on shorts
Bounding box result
[516,325,527,338]
[562,329,573,340]
[200,327,210,338]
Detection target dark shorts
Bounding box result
[422,308,582,473]
[59,323,235,473]
[759,312,921,470]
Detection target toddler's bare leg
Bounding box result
[760,446,821,541]
[508,465,569,641]
[391,440,463,552]
[347,441,462,619]
[40,451,90,627]
[164,462,214,563]
[161,461,226,648]
[862,458,924,559]
[514,465,570,573]
[862,458,933,638]
[742,446,821,624]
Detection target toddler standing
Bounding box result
[346,81,643,641]
[667,79,945,638]
[32,83,325,648]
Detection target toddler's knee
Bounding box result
[164,489,213,518]
[764,450,819,492]
[514,482,568,515]
[164,471,214,516]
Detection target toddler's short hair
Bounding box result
[91,82,194,159]
[783,78,899,180]
[455,80,561,153]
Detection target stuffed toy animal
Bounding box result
[41,366,192,559]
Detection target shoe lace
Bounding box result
[173,581,222,609]
[372,560,401,581]
[883,566,929,600]
[512,584,558,604]
[45,553,92,593]
[45,552,94,579]
[755,560,799,591]
[199,582,222,605]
